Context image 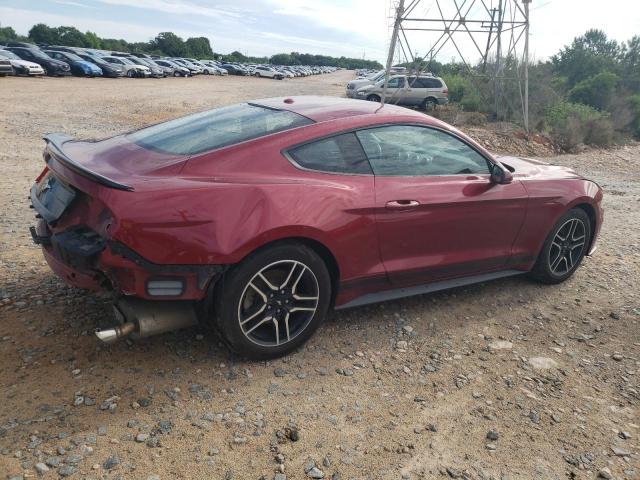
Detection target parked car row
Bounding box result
[0,41,337,80]
[346,70,449,110]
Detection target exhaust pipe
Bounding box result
[95,322,136,343]
[95,299,198,343]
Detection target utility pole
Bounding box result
[494,0,503,120]
[382,0,530,130]
[523,0,531,132]
[381,0,405,108]
[482,7,498,73]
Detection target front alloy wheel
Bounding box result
[548,218,586,276]
[530,208,591,284]
[212,243,331,359]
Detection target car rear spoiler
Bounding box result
[43,133,134,191]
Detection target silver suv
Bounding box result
[355,74,449,109]
[345,70,385,98]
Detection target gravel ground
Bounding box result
[0,71,638,480]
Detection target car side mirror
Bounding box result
[490,163,513,184]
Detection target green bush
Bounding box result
[441,75,489,113]
[568,71,619,111]
[545,101,614,149]
[442,74,467,102]
[460,90,482,112]
[631,94,640,138]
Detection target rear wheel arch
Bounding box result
[234,237,340,298]
[206,235,341,314]
[209,236,337,358]
[421,96,439,109]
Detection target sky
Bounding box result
[0,0,639,64]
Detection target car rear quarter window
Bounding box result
[386,77,405,88]
[127,103,314,155]
[412,77,442,88]
[287,133,372,175]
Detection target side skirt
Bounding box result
[336,269,525,310]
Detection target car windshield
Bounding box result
[82,55,105,65]
[26,49,53,61]
[0,50,20,59]
[127,103,314,155]
[118,57,136,65]
[61,52,83,61]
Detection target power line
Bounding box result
[383,0,531,131]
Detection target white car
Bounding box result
[0,49,45,76]
[201,61,228,75]
[278,69,295,78]
[101,56,151,77]
[253,66,284,80]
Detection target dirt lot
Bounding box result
[0,70,638,480]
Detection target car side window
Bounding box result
[288,133,372,174]
[387,77,405,88]
[356,125,490,176]
[413,78,442,88]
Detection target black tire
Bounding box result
[421,97,437,111]
[212,242,331,359]
[127,69,135,78]
[366,94,381,102]
[530,208,591,284]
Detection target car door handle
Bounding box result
[386,200,420,209]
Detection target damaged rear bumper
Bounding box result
[31,219,224,300]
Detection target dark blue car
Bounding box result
[44,50,103,77]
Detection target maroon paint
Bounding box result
[32,96,603,306]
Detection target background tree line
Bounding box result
[400,30,639,150]
[0,24,382,70]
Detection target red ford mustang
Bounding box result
[29,96,603,358]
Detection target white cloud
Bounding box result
[52,0,95,8]
[1,0,638,63]
[256,30,382,59]
[93,0,245,20]
[0,6,194,41]
[268,0,389,49]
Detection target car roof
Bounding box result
[253,96,428,123]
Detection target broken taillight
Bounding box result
[35,166,49,183]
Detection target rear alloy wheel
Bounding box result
[213,243,331,359]
[530,208,591,284]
